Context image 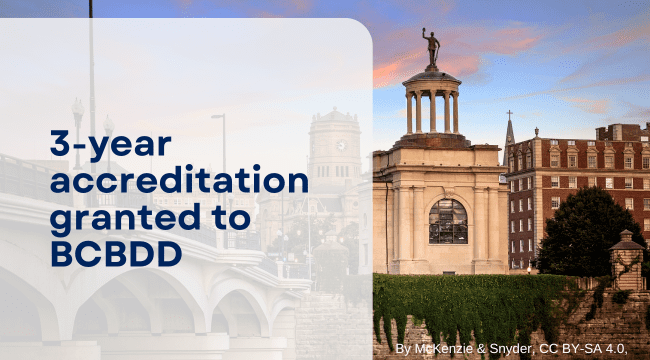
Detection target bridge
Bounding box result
[0,154,311,360]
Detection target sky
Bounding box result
[1,0,649,162]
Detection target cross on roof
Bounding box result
[507,110,513,121]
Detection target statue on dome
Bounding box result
[422,28,440,67]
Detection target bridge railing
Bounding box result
[284,263,309,279]
[224,230,261,250]
[0,154,73,206]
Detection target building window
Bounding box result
[551,176,559,188]
[429,199,468,244]
[606,178,614,189]
[512,241,516,253]
[526,153,532,168]
[645,219,650,231]
[519,179,522,191]
[551,197,560,209]
[588,141,595,146]
[528,197,532,210]
[625,156,633,169]
[645,179,650,190]
[509,157,514,172]
[518,155,522,170]
[588,156,597,168]
[527,218,532,231]
[551,154,560,167]
[511,201,514,213]
[511,181,515,193]
[520,259,524,269]
[568,155,577,168]
[569,176,577,189]
[519,199,523,212]
[567,140,575,146]
[625,198,634,210]
[625,178,633,189]
[519,219,523,232]
[550,139,558,145]
[643,136,649,142]
[589,177,596,187]
[527,177,532,189]
[644,157,650,169]
[644,199,650,211]
[529,239,533,252]
[605,156,614,169]
[520,240,524,252]
[511,221,515,233]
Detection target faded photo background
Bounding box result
[0,19,372,359]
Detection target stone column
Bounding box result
[443,90,451,133]
[473,188,486,260]
[406,93,413,134]
[488,187,499,260]
[429,91,436,133]
[413,187,425,259]
[415,91,422,133]
[453,91,459,134]
[393,187,399,261]
[398,187,412,260]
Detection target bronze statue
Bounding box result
[422,28,440,67]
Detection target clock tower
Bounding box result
[309,107,362,189]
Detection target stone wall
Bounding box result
[295,292,372,360]
[373,291,650,359]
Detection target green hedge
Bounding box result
[373,274,580,359]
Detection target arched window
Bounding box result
[429,199,468,244]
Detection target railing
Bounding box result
[224,230,261,251]
[85,190,149,209]
[259,257,278,276]
[0,154,73,206]
[167,225,217,248]
[284,263,309,279]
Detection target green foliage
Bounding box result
[373,274,580,360]
[267,214,336,257]
[612,290,632,305]
[535,187,648,277]
[338,222,360,275]
[585,276,612,321]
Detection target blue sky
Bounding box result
[2,0,649,160]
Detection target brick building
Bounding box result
[505,123,650,270]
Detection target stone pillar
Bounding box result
[413,187,425,259]
[453,91,459,134]
[473,188,486,260]
[415,91,422,133]
[488,188,499,260]
[429,91,436,133]
[398,187,412,260]
[443,90,451,133]
[406,93,413,134]
[393,188,399,262]
[610,229,645,290]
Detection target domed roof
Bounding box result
[402,70,461,86]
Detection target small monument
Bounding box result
[609,229,645,291]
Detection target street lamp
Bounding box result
[103,115,114,173]
[71,98,84,170]
[527,266,532,275]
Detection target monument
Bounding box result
[372,30,509,275]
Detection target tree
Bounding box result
[535,186,648,277]
[338,222,359,275]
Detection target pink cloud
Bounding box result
[563,97,611,114]
[372,25,545,88]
